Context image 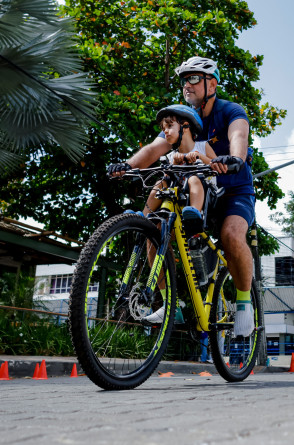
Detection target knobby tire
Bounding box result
[69,214,177,390]
[209,267,262,382]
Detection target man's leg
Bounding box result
[220,215,252,291]
[221,215,254,336]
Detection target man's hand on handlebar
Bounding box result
[107,162,132,178]
[210,155,244,174]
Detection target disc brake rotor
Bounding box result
[129,284,151,320]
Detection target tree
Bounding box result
[0,0,286,251]
[0,0,96,172]
[270,191,294,236]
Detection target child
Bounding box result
[142,105,217,325]
[143,104,216,223]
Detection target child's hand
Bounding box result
[184,152,199,164]
[173,153,185,165]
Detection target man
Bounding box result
[108,56,255,337]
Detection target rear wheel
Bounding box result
[209,267,262,381]
[69,214,177,390]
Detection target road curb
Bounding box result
[0,356,83,378]
[0,355,289,379]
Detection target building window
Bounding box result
[50,275,72,294]
[267,337,280,355]
[50,275,98,294]
[275,256,294,286]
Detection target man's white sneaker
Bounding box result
[142,306,165,325]
[234,301,254,337]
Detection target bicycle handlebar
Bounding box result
[119,162,218,179]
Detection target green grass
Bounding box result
[0,315,74,356]
[0,312,200,360]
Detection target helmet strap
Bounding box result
[198,76,216,117]
[172,124,187,150]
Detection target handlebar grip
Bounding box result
[226,162,241,174]
[211,156,244,174]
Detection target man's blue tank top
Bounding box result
[159,97,254,195]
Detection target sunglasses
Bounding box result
[180,75,207,87]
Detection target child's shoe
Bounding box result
[182,206,203,236]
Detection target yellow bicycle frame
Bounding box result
[160,186,227,332]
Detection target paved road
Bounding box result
[1,372,294,445]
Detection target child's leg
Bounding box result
[182,176,205,236]
[143,179,166,216]
[188,175,204,211]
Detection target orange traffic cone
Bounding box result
[0,361,10,380]
[289,353,294,373]
[35,360,48,380]
[158,372,174,378]
[239,362,243,369]
[70,364,78,378]
[250,368,254,375]
[32,363,40,379]
[226,362,230,368]
[199,371,212,377]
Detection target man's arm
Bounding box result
[128,137,171,169]
[108,136,171,177]
[211,118,249,174]
[228,119,249,160]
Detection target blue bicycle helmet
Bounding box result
[156,104,203,149]
[156,104,203,134]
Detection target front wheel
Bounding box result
[69,214,177,390]
[209,267,262,382]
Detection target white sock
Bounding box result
[234,300,254,337]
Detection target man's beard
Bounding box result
[184,91,204,109]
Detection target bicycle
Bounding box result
[69,161,262,390]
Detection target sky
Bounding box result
[237,0,294,236]
[26,1,294,237]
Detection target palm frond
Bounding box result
[0,148,24,173]
[0,0,97,173]
[0,0,58,48]
[0,107,89,161]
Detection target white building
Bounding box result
[34,264,99,323]
[261,236,294,356]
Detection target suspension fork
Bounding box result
[118,212,176,299]
[144,212,177,298]
[120,233,146,296]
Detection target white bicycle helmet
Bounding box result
[175,56,220,83]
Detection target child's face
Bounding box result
[161,117,181,145]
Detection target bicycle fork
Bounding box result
[145,212,177,298]
[118,213,176,304]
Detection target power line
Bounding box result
[257,144,294,150]
[263,151,294,157]
[253,159,294,179]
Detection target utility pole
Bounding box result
[251,222,267,365]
